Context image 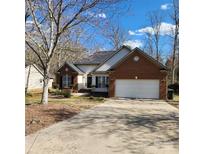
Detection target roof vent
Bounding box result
[134,56,139,62]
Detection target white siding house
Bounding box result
[25,65,53,91]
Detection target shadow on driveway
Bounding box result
[26,100,179,154]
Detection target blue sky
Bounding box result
[83,0,175,59]
[26,0,176,59]
[119,0,173,30]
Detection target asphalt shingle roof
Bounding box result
[66,62,84,74]
[74,51,115,65]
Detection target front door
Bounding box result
[62,75,71,88]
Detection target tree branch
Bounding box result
[26,41,46,70]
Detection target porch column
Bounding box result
[91,75,96,87]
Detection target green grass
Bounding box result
[173,94,179,102]
[25,91,105,106]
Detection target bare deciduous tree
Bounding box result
[102,22,127,50]
[25,0,123,104]
[170,0,179,84]
[143,11,163,62]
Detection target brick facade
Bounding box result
[108,51,167,99]
[56,64,78,92]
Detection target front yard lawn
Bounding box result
[25,91,105,135]
[167,94,179,109]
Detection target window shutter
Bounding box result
[60,76,62,89]
[106,77,109,87]
[96,77,98,88]
[71,76,74,85]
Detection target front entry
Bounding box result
[62,75,72,88]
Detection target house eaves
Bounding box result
[132,47,168,70]
[108,47,168,71]
[57,62,84,74]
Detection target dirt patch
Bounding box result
[26,104,80,135]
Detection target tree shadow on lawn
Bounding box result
[26,104,80,135]
[42,107,80,122]
[61,106,179,154]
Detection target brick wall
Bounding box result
[108,51,167,99]
[56,64,78,92]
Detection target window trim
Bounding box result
[96,76,109,88]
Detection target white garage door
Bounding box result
[115,79,159,99]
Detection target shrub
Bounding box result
[63,91,71,98]
[52,82,58,89]
[51,89,62,95]
[89,96,94,99]
[50,88,71,97]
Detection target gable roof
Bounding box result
[92,45,132,72]
[74,50,115,65]
[108,47,168,71]
[57,62,84,74]
[132,47,168,70]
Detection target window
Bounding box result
[96,76,109,88]
[62,75,71,88]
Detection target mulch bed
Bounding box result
[25,104,80,136]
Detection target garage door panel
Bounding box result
[115,80,159,99]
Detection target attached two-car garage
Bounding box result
[108,48,167,99]
[115,79,160,99]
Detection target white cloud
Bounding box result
[138,26,154,34]
[87,12,107,19]
[123,40,143,49]
[159,22,175,35]
[160,3,172,10]
[128,30,136,35]
[136,22,175,36]
[96,13,106,18]
[128,30,143,36]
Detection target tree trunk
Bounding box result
[171,26,178,84]
[171,66,175,84]
[25,65,31,94]
[41,66,50,104]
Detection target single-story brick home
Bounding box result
[55,46,168,99]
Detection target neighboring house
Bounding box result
[25,64,53,91]
[56,46,168,99]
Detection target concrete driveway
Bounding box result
[26,99,179,154]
